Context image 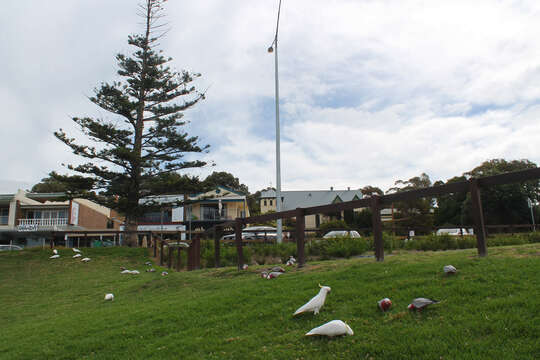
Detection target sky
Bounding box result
[2,0,540,194]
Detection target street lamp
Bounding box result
[268,0,283,243]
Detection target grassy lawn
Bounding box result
[1,244,539,359]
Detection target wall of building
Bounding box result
[77,202,112,229]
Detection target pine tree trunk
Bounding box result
[125,218,139,247]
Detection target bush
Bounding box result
[307,237,370,259]
[318,220,349,232]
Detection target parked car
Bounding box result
[323,230,361,239]
[436,228,469,236]
[221,226,278,242]
[0,244,23,251]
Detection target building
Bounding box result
[186,186,250,229]
[259,188,364,228]
[0,190,121,247]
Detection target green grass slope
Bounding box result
[0,245,539,359]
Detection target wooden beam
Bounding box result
[371,195,384,262]
[296,208,306,268]
[214,227,221,268]
[235,219,244,270]
[470,179,487,257]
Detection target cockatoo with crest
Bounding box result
[294,284,331,315]
[443,265,457,275]
[408,298,439,311]
[73,248,81,253]
[305,320,353,337]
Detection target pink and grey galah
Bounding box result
[408,298,439,311]
[294,284,331,315]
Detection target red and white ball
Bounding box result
[378,298,392,311]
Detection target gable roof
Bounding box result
[260,189,364,211]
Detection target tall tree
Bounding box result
[54,0,208,246]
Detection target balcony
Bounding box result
[17,218,68,229]
[0,216,8,225]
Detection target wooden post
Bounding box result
[176,247,182,271]
[167,244,172,269]
[470,179,487,257]
[160,240,164,266]
[296,208,306,268]
[371,195,384,261]
[152,233,157,257]
[214,226,221,268]
[235,219,244,270]
[193,234,201,270]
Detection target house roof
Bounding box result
[260,189,363,211]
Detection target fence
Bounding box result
[216,167,540,270]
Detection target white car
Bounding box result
[436,228,468,236]
[323,230,361,239]
[221,226,277,241]
[0,244,23,251]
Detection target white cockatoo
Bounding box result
[408,298,439,311]
[104,293,114,301]
[73,248,81,253]
[121,269,132,274]
[73,254,82,258]
[53,249,58,255]
[130,270,140,275]
[81,257,91,262]
[242,264,249,270]
[161,271,168,276]
[443,265,457,275]
[50,254,60,259]
[270,266,285,273]
[305,320,354,337]
[294,284,331,315]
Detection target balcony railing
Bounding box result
[18,218,68,227]
[0,215,8,225]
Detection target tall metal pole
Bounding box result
[269,0,283,243]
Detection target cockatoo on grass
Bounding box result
[271,266,285,273]
[130,270,140,275]
[161,271,168,276]
[286,256,296,266]
[294,284,331,315]
[104,293,114,301]
[53,249,58,255]
[145,261,152,266]
[378,298,392,311]
[73,248,81,253]
[81,257,91,262]
[121,269,132,274]
[266,271,283,279]
[242,264,249,270]
[73,254,82,258]
[408,298,439,311]
[305,320,353,337]
[50,254,60,259]
[146,268,156,272]
[443,265,457,275]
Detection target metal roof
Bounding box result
[260,189,364,211]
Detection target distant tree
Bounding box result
[462,159,539,225]
[54,0,208,246]
[433,176,468,227]
[360,185,384,197]
[387,173,433,234]
[202,171,249,194]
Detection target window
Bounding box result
[269,199,273,206]
[263,200,267,206]
[0,208,8,225]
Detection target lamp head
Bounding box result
[267,46,274,53]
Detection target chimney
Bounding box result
[330,186,333,191]
[347,187,350,191]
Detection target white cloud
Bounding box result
[2,0,540,195]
